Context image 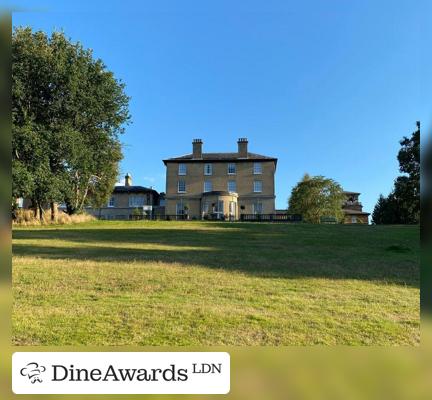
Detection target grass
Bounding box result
[12,220,419,345]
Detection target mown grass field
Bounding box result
[12,221,419,345]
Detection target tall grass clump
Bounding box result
[13,209,95,226]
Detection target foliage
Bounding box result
[288,174,345,223]
[12,27,130,217]
[372,122,420,224]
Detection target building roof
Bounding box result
[343,191,361,195]
[113,185,158,195]
[163,152,277,165]
[343,209,370,216]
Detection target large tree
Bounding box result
[12,28,130,218]
[288,174,345,223]
[372,122,420,224]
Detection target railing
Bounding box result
[240,213,302,223]
[129,214,189,221]
[127,213,303,222]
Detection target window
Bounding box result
[202,202,209,213]
[253,180,263,193]
[176,202,185,215]
[178,180,186,193]
[178,163,187,175]
[108,196,115,207]
[129,195,144,207]
[204,180,212,192]
[204,163,213,175]
[253,162,262,174]
[227,163,236,175]
[228,180,237,193]
[351,216,357,224]
[253,202,263,215]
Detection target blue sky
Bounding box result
[11,0,428,212]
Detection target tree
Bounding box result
[288,174,345,223]
[12,28,130,219]
[372,194,399,224]
[372,122,420,224]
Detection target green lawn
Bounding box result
[12,221,419,345]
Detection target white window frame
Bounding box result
[228,180,237,193]
[217,200,224,214]
[176,202,185,215]
[227,163,236,175]
[178,163,187,176]
[253,180,263,193]
[204,163,213,176]
[253,162,262,175]
[253,202,263,215]
[204,180,212,193]
[178,180,186,193]
[108,196,115,207]
[129,195,145,207]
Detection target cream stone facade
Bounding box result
[163,139,277,220]
[84,173,162,220]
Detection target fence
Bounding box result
[128,213,303,222]
[240,213,302,223]
[129,214,189,221]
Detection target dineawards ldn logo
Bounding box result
[12,352,230,395]
[20,362,47,384]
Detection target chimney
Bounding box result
[237,138,248,158]
[192,139,203,159]
[125,173,132,187]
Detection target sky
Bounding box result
[10,0,429,212]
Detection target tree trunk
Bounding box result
[33,200,39,220]
[50,202,58,222]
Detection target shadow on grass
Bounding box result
[12,224,420,288]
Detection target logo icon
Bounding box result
[20,362,46,384]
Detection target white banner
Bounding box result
[12,352,230,394]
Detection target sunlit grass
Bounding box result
[12,221,420,345]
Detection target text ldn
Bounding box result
[52,364,188,382]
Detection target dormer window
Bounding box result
[204,163,213,175]
[178,163,187,175]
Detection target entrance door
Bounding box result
[229,201,236,220]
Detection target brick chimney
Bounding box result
[192,139,203,159]
[237,138,248,158]
[125,173,132,187]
